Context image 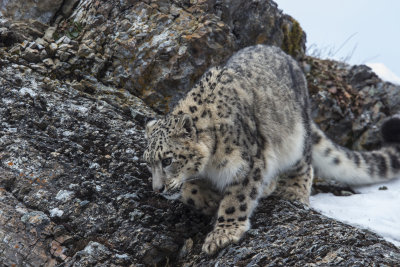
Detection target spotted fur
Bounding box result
[143,45,400,255]
[312,116,400,185]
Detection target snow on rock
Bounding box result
[311,178,400,247]
[366,63,400,85]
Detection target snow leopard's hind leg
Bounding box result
[277,158,314,205]
[276,137,314,205]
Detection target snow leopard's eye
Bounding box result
[161,158,172,168]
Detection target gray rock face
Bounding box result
[181,198,400,266]
[1,0,306,112]
[0,19,48,47]
[0,0,64,24]
[305,57,400,151]
[47,0,306,112]
[1,1,400,266]
[0,189,58,266]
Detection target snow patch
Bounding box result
[310,178,400,247]
[366,63,400,85]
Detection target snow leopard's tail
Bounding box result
[311,115,400,185]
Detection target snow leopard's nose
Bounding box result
[152,181,165,193]
[156,185,165,193]
[152,176,165,193]
[152,168,165,193]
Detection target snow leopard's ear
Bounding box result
[175,114,195,139]
[145,119,158,139]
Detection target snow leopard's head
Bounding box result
[143,114,208,198]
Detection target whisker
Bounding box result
[184,176,202,183]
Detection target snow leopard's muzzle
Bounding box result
[151,170,183,200]
[157,179,182,200]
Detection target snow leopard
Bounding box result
[143,45,400,255]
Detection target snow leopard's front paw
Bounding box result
[202,222,248,255]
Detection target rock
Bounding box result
[179,197,400,266]
[30,63,48,74]
[0,19,46,46]
[39,49,48,60]
[77,43,93,57]
[49,42,58,54]
[21,47,41,62]
[35,37,48,47]
[2,0,305,113]
[8,45,21,55]
[61,0,306,112]
[0,190,58,266]
[0,0,64,24]
[43,26,57,42]
[21,211,50,226]
[56,35,71,45]
[61,0,80,18]
[0,26,14,46]
[348,65,380,89]
[56,50,72,62]
[306,56,400,151]
[382,84,400,112]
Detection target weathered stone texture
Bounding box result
[305,57,400,150]
[0,189,58,266]
[0,0,64,24]
[180,197,400,266]
[2,0,305,112]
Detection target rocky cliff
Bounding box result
[1,0,400,266]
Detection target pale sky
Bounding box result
[274,0,400,79]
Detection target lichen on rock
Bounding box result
[282,17,306,59]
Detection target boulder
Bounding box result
[52,0,306,112]
[0,0,64,24]
[2,0,306,112]
[305,57,400,150]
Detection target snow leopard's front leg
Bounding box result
[181,179,222,215]
[202,158,268,255]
